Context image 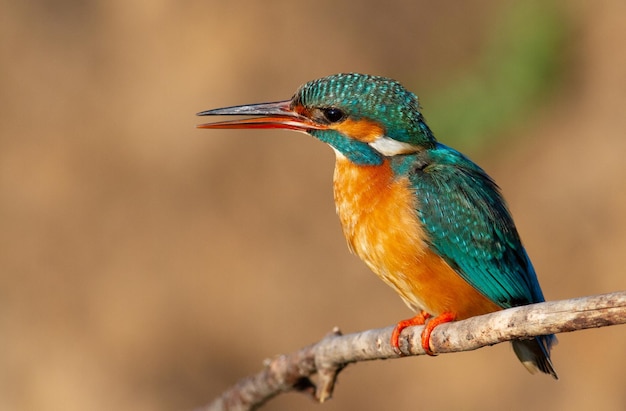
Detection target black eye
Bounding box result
[322,107,345,123]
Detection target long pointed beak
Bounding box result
[196,100,324,131]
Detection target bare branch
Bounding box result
[196,291,626,411]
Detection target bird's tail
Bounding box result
[512,335,558,379]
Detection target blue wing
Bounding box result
[396,143,545,308]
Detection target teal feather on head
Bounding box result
[293,73,437,147]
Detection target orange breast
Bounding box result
[333,157,500,319]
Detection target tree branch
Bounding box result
[196,291,626,411]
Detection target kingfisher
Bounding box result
[197,73,557,378]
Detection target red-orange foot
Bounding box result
[391,311,431,354]
[420,312,456,356]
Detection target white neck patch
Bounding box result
[368,136,420,156]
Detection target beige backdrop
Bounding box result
[1,1,626,410]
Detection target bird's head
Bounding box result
[198,73,436,166]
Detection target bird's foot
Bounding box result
[420,312,456,356]
[391,311,431,355]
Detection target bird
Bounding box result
[197,73,557,378]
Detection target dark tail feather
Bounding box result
[512,334,558,379]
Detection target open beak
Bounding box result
[196,100,324,131]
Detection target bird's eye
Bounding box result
[322,107,345,123]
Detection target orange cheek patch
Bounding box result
[332,118,385,143]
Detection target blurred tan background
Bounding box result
[1,1,626,410]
